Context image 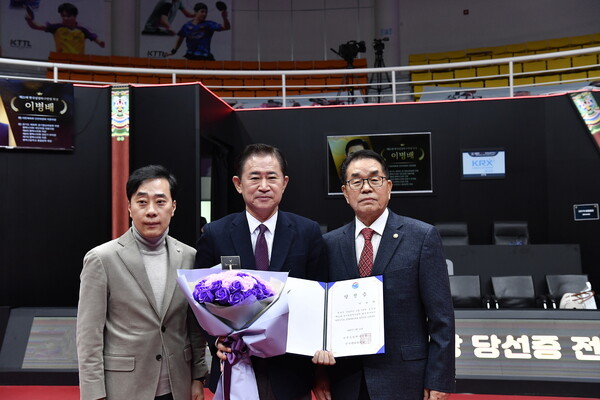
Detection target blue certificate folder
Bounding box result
[285,275,385,358]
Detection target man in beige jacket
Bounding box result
[76,165,208,400]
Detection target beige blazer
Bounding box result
[76,229,208,400]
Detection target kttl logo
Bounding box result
[471,160,494,167]
[11,39,32,48]
[147,50,169,57]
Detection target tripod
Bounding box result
[337,59,358,104]
[330,42,366,104]
[366,44,391,103]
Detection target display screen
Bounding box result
[569,90,600,152]
[461,149,505,179]
[455,310,600,382]
[0,308,78,372]
[326,132,433,195]
[0,79,75,151]
[21,317,77,369]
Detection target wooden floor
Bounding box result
[0,387,598,400]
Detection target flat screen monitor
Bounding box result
[0,79,75,151]
[568,90,600,153]
[461,149,506,179]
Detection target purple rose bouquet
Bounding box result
[177,267,289,400]
[193,270,275,305]
[192,270,278,330]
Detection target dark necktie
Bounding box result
[255,224,269,270]
[358,228,374,277]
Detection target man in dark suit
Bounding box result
[317,149,455,400]
[194,143,328,400]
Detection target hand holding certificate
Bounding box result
[286,275,385,358]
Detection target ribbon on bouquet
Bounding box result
[214,289,291,400]
[220,337,254,400]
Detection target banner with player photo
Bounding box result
[1,0,110,60]
[139,0,232,60]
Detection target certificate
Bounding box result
[285,275,385,358]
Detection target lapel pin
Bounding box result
[393,233,399,239]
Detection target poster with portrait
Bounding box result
[139,0,232,60]
[0,78,74,151]
[1,0,110,60]
[326,132,433,195]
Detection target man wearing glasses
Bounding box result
[314,149,455,400]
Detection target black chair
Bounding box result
[493,221,529,245]
[449,275,484,308]
[545,274,591,308]
[491,275,539,308]
[435,222,469,246]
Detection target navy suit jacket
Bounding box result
[324,210,455,400]
[194,210,328,399]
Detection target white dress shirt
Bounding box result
[246,211,278,262]
[353,208,389,265]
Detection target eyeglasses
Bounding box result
[345,176,388,190]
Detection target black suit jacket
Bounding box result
[194,210,328,399]
[324,211,455,400]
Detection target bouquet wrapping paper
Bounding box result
[177,266,289,400]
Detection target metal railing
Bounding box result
[0,46,598,106]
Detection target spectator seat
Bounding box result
[491,275,539,308]
[435,222,469,246]
[493,221,529,245]
[449,275,484,308]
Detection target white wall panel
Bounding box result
[232,9,260,60]
[292,10,326,61]
[259,10,293,61]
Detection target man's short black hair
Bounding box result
[194,2,208,12]
[126,165,178,201]
[58,2,78,16]
[340,149,389,184]
[345,138,370,155]
[235,143,288,177]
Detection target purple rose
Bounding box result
[229,280,243,293]
[194,288,215,303]
[214,287,230,305]
[252,282,273,300]
[229,291,245,305]
[210,280,223,290]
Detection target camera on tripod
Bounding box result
[335,40,366,64]
[373,37,389,55]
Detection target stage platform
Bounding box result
[0,386,598,400]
